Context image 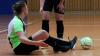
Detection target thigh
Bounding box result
[54,0,65,14]
[13,37,39,55]
[31,30,48,41]
[43,0,53,12]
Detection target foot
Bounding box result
[69,36,77,49]
[53,38,71,53]
[53,36,77,52]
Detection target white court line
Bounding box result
[78,39,100,40]
[64,25,100,26]
[0,29,8,33]
[0,23,32,34]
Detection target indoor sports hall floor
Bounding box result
[0,11,100,56]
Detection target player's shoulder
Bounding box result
[12,16,23,24]
[13,16,21,22]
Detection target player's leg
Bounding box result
[31,30,77,52]
[54,0,65,38]
[55,13,64,39]
[41,0,53,33]
[41,11,50,33]
[14,43,39,55]
[31,30,49,41]
[44,36,77,52]
[12,30,48,55]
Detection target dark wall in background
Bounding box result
[0,0,20,15]
[0,0,37,15]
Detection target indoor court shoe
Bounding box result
[69,36,77,49]
[53,36,78,52]
[53,38,71,53]
[53,45,70,53]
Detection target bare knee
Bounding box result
[42,11,50,20]
[55,13,64,21]
[40,30,49,39]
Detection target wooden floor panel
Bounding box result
[0,15,100,56]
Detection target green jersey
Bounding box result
[8,16,24,49]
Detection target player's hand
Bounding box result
[58,3,64,13]
[35,41,49,47]
[40,8,43,15]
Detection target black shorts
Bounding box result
[43,0,65,14]
[8,37,39,55]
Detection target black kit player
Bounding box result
[40,0,77,52]
[40,0,65,39]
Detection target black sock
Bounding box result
[56,21,64,38]
[42,20,49,33]
[44,36,56,47]
[44,36,69,48]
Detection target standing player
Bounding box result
[40,0,65,39]
[7,1,77,55]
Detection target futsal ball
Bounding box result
[80,36,93,50]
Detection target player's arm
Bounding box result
[40,0,45,12]
[16,32,48,47]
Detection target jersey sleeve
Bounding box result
[13,20,24,32]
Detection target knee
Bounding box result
[55,14,63,21]
[43,15,49,20]
[56,16,63,21]
[40,30,49,38]
[42,11,50,20]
